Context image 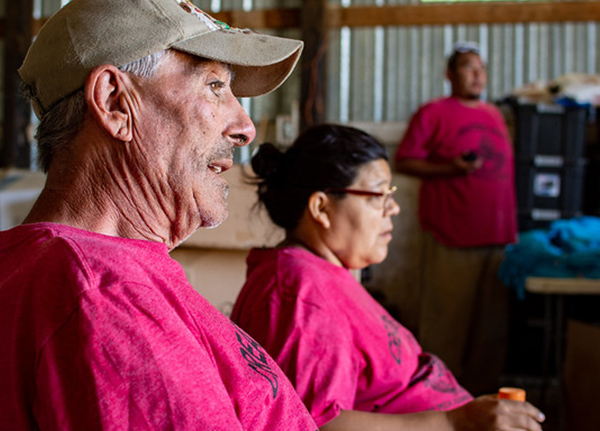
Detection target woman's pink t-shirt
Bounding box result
[232,247,472,427]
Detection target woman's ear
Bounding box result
[84,65,133,142]
[307,191,332,229]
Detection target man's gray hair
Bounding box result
[23,50,171,173]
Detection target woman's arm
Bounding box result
[320,395,545,431]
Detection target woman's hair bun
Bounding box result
[251,143,284,179]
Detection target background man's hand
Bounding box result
[453,153,483,174]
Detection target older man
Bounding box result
[395,42,517,396]
[0,0,317,429]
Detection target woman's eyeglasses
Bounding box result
[325,185,397,216]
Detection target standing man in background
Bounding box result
[395,41,517,396]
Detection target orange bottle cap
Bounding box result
[498,387,526,401]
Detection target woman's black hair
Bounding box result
[251,123,388,232]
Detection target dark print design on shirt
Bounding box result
[232,323,279,398]
[456,123,509,181]
[409,354,460,394]
[381,315,402,365]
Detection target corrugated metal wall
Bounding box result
[327,0,600,123]
[25,0,600,126]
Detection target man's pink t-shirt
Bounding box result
[0,223,317,431]
[395,96,517,248]
[231,247,472,427]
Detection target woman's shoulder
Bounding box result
[248,246,340,274]
[247,246,352,301]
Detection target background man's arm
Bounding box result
[395,156,482,179]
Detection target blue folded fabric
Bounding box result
[499,216,600,299]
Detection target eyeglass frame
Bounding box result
[324,185,398,215]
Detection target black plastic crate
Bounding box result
[512,103,588,163]
[516,159,586,231]
[583,149,600,216]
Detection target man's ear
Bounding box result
[84,65,133,142]
[307,191,332,229]
[445,68,453,83]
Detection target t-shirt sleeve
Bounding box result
[33,283,245,431]
[403,352,473,412]
[272,294,361,427]
[395,105,435,163]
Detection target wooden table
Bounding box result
[526,277,600,295]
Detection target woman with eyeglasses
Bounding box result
[231,124,544,431]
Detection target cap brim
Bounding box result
[174,31,303,98]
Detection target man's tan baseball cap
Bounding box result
[19,0,304,119]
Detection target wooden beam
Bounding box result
[32,18,46,36]
[216,2,600,29]
[301,0,329,129]
[328,1,600,27]
[1,0,33,168]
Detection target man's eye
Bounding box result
[210,81,225,92]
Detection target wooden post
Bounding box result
[300,0,328,130]
[1,0,33,168]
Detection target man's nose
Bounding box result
[229,102,256,147]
